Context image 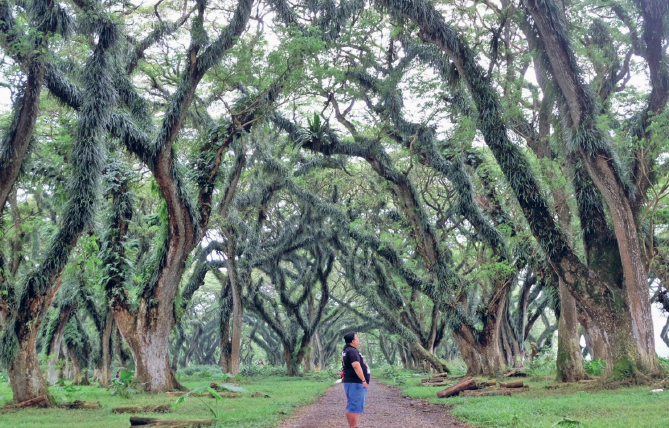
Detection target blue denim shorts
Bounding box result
[344,382,368,413]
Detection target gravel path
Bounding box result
[276,379,473,428]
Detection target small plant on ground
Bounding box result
[583,359,606,377]
[657,356,669,375]
[172,386,225,419]
[109,369,139,398]
[52,379,82,402]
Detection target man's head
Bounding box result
[344,331,359,348]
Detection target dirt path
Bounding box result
[276,379,472,428]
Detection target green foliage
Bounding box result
[527,348,557,376]
[612,357,634,380]
[381,365,420,385]
[109,370,138,398]
[171,385,225,420]
[657,357,669,375]
[583,359,606,377]
[239,365,289,377]
[52,380,82,402]
[177,364,225,379]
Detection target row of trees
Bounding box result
[0,0,668,405]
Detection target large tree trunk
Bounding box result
[578,310,607,361]
[9,327,49,404]
[0,61,45,211]
[523,0,658,376]
[117,316,183,392]
[283,346,301,377]
[68,347,85,385]
[224,234,243,375]
[556,280,586,382]
[97,312,114,387]
[454,300,506,376]
[46,306,73,384]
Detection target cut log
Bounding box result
[58,400,101,409]
[112,404,171,414]
[479,380,497,387]
[499,381,524,388]
[505,370,528,377]
[2,395,50,409]
[433,372,449,378]
[164,392,182,397]
[437,377,477,398]
[462,389,512,397]
[578,379,596,384]
[129,416,215,427]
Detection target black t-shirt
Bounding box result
[342,344,371,384]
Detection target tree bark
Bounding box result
[97,312,114,387]
[225,233,243,376]
[46,305,73,384]
[524,0,658,375]
[9,317,50,403]
[283,346,303,377]
[115,310,184,392]
[578,310,607,361]
[556,279,586,382]
[0,61,45,211]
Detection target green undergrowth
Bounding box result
[0,374,333,428]
[378,371,669,428]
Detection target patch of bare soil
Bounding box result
[276,379,473,428]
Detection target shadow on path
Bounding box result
[276,379,473,428]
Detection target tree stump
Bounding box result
[436,377,477,398]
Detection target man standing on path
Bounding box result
[342,332,370,428]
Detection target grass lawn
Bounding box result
[378,373,669,428]
[0,375,334,428]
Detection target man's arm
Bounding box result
[351,362,367,388]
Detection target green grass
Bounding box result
[378,374,669,428]
[0,375,334,428]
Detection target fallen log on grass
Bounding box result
[505,370,528,377]
[2,395,50,409]
[462,389,512,397]
[113,404,171,414]
[478,380,497,388]
[129,416,215,427]
[58,400,101,409]
[499,381,524,388]
[437,377,477,398]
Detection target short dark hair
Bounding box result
[344,331,357,344]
